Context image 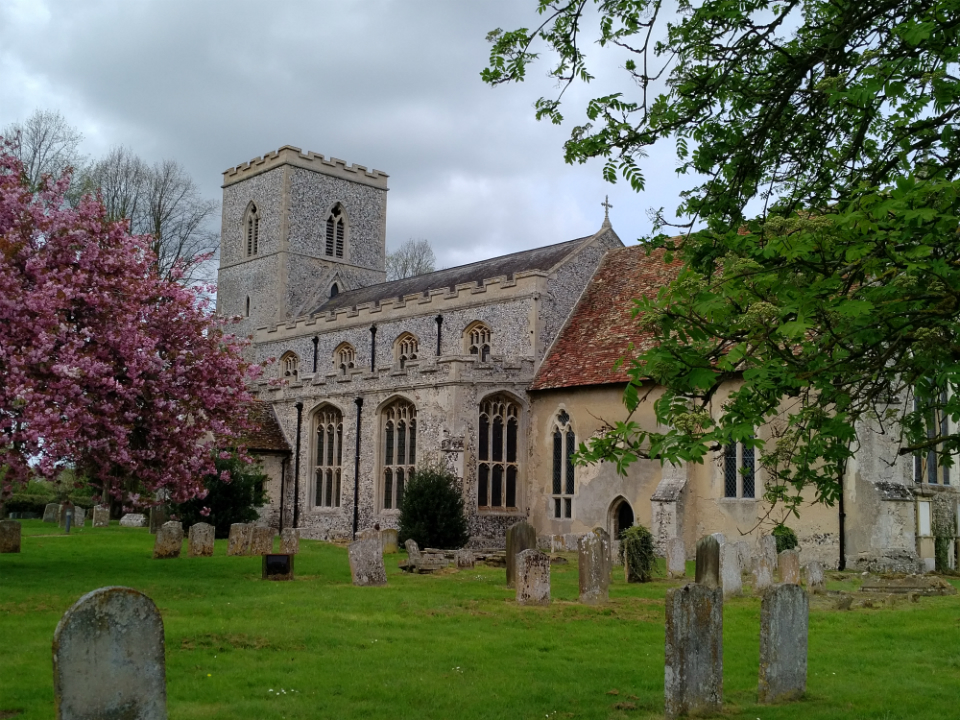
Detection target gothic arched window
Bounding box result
[394,333,418,369]
[477,394,520,510]
[280,351,299,379]
[244,203,260,257]
[314,406,343,508]
[335,342,356,376]
[382,400,417,510]
[551,410,576,519]
[325,204,346,259]
[465,322,491,362]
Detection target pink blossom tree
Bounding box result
[0,146,260,507]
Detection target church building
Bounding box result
[218,145,955,572]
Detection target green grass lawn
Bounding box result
[2,521,959,720]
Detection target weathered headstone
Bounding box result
[592,527,613,579]
[735,540,753,575]
[516,549,550,606]
[753,554,774,594]
[92,506,110,528]
[505,520,537,589]
[227,523,252,556]
[148,506,168,535]
[720,541,742,598]
[666,536,686,579]
[152,521,183,559]
[758,534,778,567]
[43,503,61,523]
[74,507,86,528]
[0,520,21,553]
[805,561,825,594]
[358,527,380,541]
[279,528,300,555]
[53,587,167,720]
[778,548,801,585]
[380,528,399,554]
[455,549,475,569]
[404,538,422,562]
[664,583,723,719]
[711,532,726,547]
[578,532,610,604]
[758,584,808,704]
[348,535,387,586]
[119,513,147,528]
[188,523,215,557]
[249,525,275,555]
[695,535,721,589]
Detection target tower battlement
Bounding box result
[222,145,389,190]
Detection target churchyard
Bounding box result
[2,521,959,720]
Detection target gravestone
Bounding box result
[404,538,422,563]
[720,541,742,598]
[735,540,753,575]
[348,535,387,586]
[695,535,721,589]
[58,502,75,529]
[0,520,21,553]
[666,536,686,579]
[805,561,825,594]
[227,523,252,556]
[249,526,275,555]
[53,586,167,720]
[664,583,723,719]
[778,548,801,585]
[758,534,778,568]
[759,584,808,704]
[753,554,774,594]
[188,523,215,557]
[592,527,613,579]
[380,528,399,554]
[279,528,300,555]
[43,503,60,523]
[152,521,183,559]
[74,507,86,528]
[455,549,475,569]
[711,532,726,547]
[578,532,610,604]
[262,554,294,581]
[505,520,537,589]
[516,549,550,606]
[92,506,110,528]
[358,527,380,541]
[119,513,147,528]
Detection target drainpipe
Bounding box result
[369,326,377,372]
[435,315,443,356]
[293,402,303,529]
[312,336,319,373]
[353,397,364,539]
[837,456,847,571]
[279,456,287,532]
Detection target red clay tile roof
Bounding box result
[530,245,681,390]
[240,401,291,453]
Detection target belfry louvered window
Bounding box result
[325,205,345,258]
[314,408,343,508]
[723,439,756,498]
[244,203,260,256]
[551,410,576,518]
[478,394,520,510]
[383,400,416,510]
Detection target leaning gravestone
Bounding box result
[516,549,550,606]
[578,532,609,604]
[249,526,275,555]
[805,561,825,594]
[0,520,21,553]
[227,523,252,556]
[720,541,742,598]
[404,538,422,563]
[455,549,475,569]
[348,535,387,586]
[74,508,86,528]
[153,521,183,560]
[779,548,801,585]
[380,528,399,554]
[188,523,215,557]
[666,536,686,579]
[279,528,300,555]
[505,521,537,589]
[759,584,808,704]
[53,587,167,720]
[92,506,110,528]
[119,513,147,528]
[43,503,61,523]
[695,535,721,589]
[664,583,723,719]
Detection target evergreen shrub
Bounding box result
[398,463,469,550]
[772,523,799,553]
[174,452,267,538]
[618,524,657,583]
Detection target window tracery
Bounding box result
[280,351,299,379]
[551,410,576,519]
[465,322,491,362]
[335,343,356,376]
[382,400,417,510]
[314,407,343,508]
[244,203,260,256]
[325,204,346,258]
[478,394,520,510]
[395,333,418,369]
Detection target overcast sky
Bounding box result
[0,0,693,270]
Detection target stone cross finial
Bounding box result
[601,195,613,226]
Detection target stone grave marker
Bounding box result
[92,506,110,528]
[455,549,475,569]
[404,538,422,562]
[43,503,60,523]
[227,523,252,556]
[805,561,825,594]
[758,534,778,567]
[711,532,726,546]
[664,583,723,719]
[666,536,686,579]
[720,541,742,598]
[119,513,147,528]
[53,586,167,720]
[759,584,808,704]
[148,506,168,535]
[592,527,612,578]
[249,526,275,555]
[0,519,21,553]
[153,521,183,559]
[753,553,775,594]
[74,507,86,528]
[578,532,610,604]
[778,548,801,585]
[735,540,753,576]
[380,528,399,554]
[516,549,550,606]
[262,554,294,581]
[358,527,380,541]
[695,535,721,589]
[279,528,300,555]
[348,535,387,586]
[188,523,215,557]
[505,520,537,589]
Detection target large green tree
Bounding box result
[483,1,960,533]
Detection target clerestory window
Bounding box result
[465,322,491,362]
[395,333,418,369]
